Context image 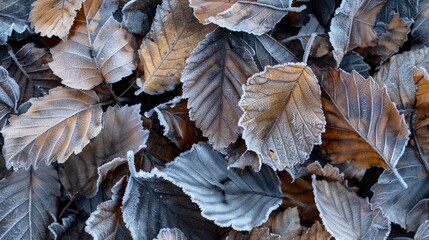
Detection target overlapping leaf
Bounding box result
[29,0,84,39]
[339,51,370,78]
[0,43,61,103]
[263,207,303,239]
[313,178,391,240]
[181,28,258,150]
[239,63,325,170]
[2,87,103,169]
[0,164,60,239]
[416,221,429,240]
[135,0,215,95]
[157,142,284,230]
[292,222,331,240]
[412,0,429,49]
[320,70,410,180]
[60,104,148,197]
[49,0,136,90]
[329,0,385,64]
[0,66,19,128]
[371,147,429,228]
[0,0,31,44]
[155,228,187,240]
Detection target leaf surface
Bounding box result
[313,178,390,240]
[182,28,258,149]
[135,0,215,95]
[29,0,84,39]
[0,0,31,44]
[0,164,60,239]
[415,221,429,240]
[2,87,103,169]
[49,0,136,90]
[239,63,325,170]
[292,222,331,240]
[412,0,429,49]
[339,51,370,78]
[155,228,187,240]
[158,142,283,230]
[0,66,19,128]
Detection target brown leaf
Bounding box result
[239,63,325,170]
[182,28,258,150]
[189,0,235,24]
[320,70,410,184]
[0,43,61,103]
[29,0,83,39]
[263,207,303,240]
[292,222,331,240]
[2,87,103,169]
[228,227,281,240]
[135,0,215,95]
[307,161,344,182]
[49,0,137,90]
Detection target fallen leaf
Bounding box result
[0,0,31,44]
[0,66,19,129]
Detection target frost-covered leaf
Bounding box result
[135,0,215,95]
[329,0,386,64]
[49,0,136,90]
[313,178,391,240]
[2,87,103,169]
[413,67,429,165]
[121,0,160,35]
[371,147,429,228]
[49,215,76,240]
[0,164,60,240]
[201,0,305,35]
[0,66,19,129]
[320,70,410,178]
[406,199,429,233]
[60,104,148,197]
[155,228,187,240]
[0,43,61,103]
[157,142,283,230]
[359,13,412,66]
[307,162,344,182]
[339,51,370,78]
[241,33,298,70]
[374,47,429,110]
[307,0,335,26]
[182,28,258,150]
[0,0,31,44]
[189,0,235,24]
[239,63,325,170]
[377,0,417,22]
[415,221,429,240]
[49,214,91,240]
[263,207,303,240]
[296,15,330,58]
[228,227,281,240]
[85,176,130,240]
[29,0,83,39]
[292,222,331,240]
[122,156,220,240]
[412,0,429,49]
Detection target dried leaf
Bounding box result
[239,63,325,170]
[412,0,429,49]
[122,155,220,240]
[135,0,215,95]
[371,147,429,228]
[29,0,84,39]
[189,0,235,24]
[155,228,188,240]
[313,178,391,240]
[0,66,19,128]
[377,0,417,22]
[0,164,60,239]
[241,33,298,70]
[307,161,344,182]
[292,222,331,240]
[157,142,283,230]
[406,199,429,233]
[182,28,258,149]
[0,0,31,44]
[122,0,160,35]
[263,207,303,240]
[307,0,335,26]
[0,43,61,103]
[320,70,410,179]
[204,0,305,35]
[85,176,130,240]
[228,227,281,240]
[373,47,429,111]
[49,214,92,240]
[2,87,103,169]
[49,0,136,90]
[415,221,429,240]
[49,215,76,240]
[339,51,370,78]
[413,67,429,166]
[329,0,386,64]
[60,104,148,197]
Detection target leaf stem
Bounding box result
[282,195,317,212]
[103,82,120,103]
[58,194,77,220]
[302,33,317,64]
[119,79,136,98]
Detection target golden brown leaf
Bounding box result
[29,0,84,39]
[189,0,235,24]
[292,222,331,240]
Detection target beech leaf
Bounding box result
[135,0,215,95]
[0,164,60,239]
[0,66,19,128]
[320,70,410,183]
[263,207,303,239]
[313,178,391,240]
[49,0,137,90]
[182,28,258,150]
[292,222,331,240]
[2,87,103,169]
[29,0,84,39]
[60,104,148,197]
[157,142,284,230]
[0,0,31,44]
[239,63,325,170]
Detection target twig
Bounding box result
[302,33,317,64]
